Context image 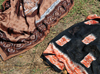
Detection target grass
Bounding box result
[0,0,100,74]
[0,0,4,9]
[61,0,100,24]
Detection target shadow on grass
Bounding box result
[0,0,11,11]
[0,5,4,12]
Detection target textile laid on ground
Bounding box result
[0,0,74,61]
[41,14,100,74]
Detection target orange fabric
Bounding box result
[84,20,99,25]
[82,34,96,45]
[56,36,71,46]
[86,14,100,20]
[85,14,100,25]
[43,43,88,74]
[81,53,96,68]
[43,44,64,70]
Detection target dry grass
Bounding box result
[0,0,100,74]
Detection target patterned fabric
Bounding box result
[41,14,100,74]
[43,43,88,74]
[22,0,39,15]
[56,36,71,46]
[81,53,96,68]
[82,34,96,45]
[0,0,74,61]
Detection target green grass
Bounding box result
[0,0,4,9]
[60,0,100,24]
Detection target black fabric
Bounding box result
[41,54,62,72]
[43,20,100,74]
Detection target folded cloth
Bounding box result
[41,14,100,74]
[0,0,74,61]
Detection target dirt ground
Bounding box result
[0,0,100,74]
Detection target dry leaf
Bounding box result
[62,70,67,74]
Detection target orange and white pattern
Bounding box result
[82,34,96,45]
[81,53,96,68]
[86,14,100,20]
[43,43,88,74]
[84,14,100,25]
[43,43,64,70]
[56,36,71,46]
[84,20,99,25]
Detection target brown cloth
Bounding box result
[0,0,74,61]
